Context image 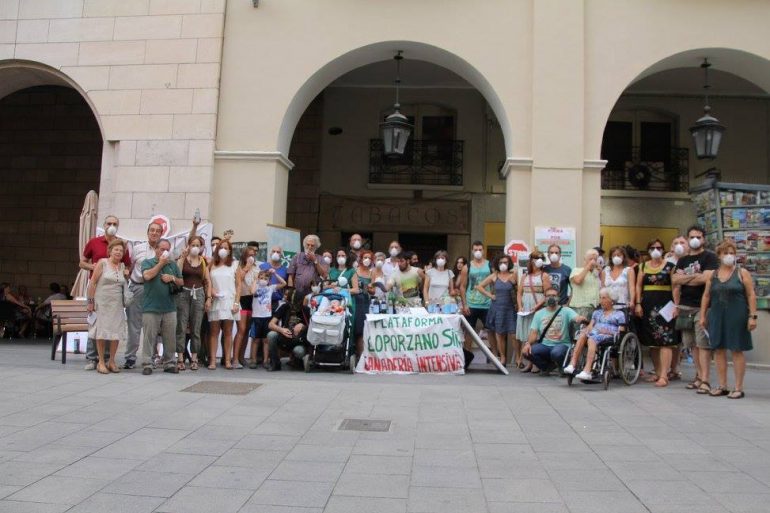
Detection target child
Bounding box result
[250,269,286,369]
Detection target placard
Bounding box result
[267,224,301,267]
[357,314,466,374]
[534,226,576,269]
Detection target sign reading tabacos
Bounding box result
[357,314,466,375]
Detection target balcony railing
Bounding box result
[601,147,689,192]
[369,139,464,186]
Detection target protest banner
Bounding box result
[357,314,466,375]
[267,224,301,267]
[535,226,576,269]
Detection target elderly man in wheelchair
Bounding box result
[563,288,642,388]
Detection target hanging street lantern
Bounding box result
[380,51,413,157]
[689,58,726,160]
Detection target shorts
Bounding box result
[239,295,252,315]
[464,308,488,331]
[251,317,270,338]
[677,305,709,349]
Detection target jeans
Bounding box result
[267,331,306,369]
[86,337,109,362]
[530,343,569,371]
[175,287,204,355]
[141,311,177,368]
[124,282,144,364]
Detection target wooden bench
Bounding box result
[50,300,89,364]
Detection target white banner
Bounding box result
[267,224,301,267]
[98,222,214,258]
[356,314,466,375]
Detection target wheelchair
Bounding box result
[563,306,642,390]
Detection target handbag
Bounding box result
[119,263,134,307]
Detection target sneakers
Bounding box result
[163,365,179,374]
[248,361,258,369]
[233,362,244,370]
[563,364,575,375]
[84,361,96,371]
[152,355,161,368]
[575,370,593,380]
[142,367,153,375]
[123,360,136,370]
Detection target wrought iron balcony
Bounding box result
[601,147,689,192]
[369,139,463,186]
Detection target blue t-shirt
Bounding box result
[530,306,578,346]
[544,264,572,305]
[259,262,288,303]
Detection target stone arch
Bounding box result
[276,40,513,157]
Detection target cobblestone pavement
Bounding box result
[1,340,769,513]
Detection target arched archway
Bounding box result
[0,61,103,301]
[277,41,513,157]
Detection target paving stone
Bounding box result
[54,456,141,480]
[247,480,334,508]
[136,452,216,475]
[156,486,252,513]
[333,471,410,498]
[285,444,352,463]
[107,470,191,498]
[482,478,561,503]
[407,486,487,513]
[65,492,164,513]
[6,476,109,506]
[189,465,269,489]
[269,460,345,482]
[324,496,407,513]
[214,448,286,470]
[0,501,71,513]
[411,465,482,489]
[344,455,412,475]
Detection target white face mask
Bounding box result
[337,256,347,266]
[323,256,332,265]
[689,237,702,250]
[534,258,544,269]
[271,252,281,262]
[161,250,170,260]
[649,249,662,260]
[674,243,686,256]
[189,246,201,256]
[721,254,736,266]
[247,256,255,265]
[389,247,399,257]
[106,225,117,236]
[498,263,508,272]
[375,260,384,269]
[311,285,320,294]
[473,250,483,260]
[218,248,229,259]
[352,240,362,250]
[612,255,623,266]
[549,252,560,263]
[436,258,446,268]
[258,279,269,287]
[362,258,372,267]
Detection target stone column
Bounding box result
[212,152,293,240]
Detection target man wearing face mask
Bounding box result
[543,244,572,306]
[569,248,601,319]
[523,287,585,375]
[259,245,289,312]
[381,241,402,280]
[673,225,719,393]
[122,222,164,369]
[665,236,687,265]
[80,215,131,370]
[140,239,183,375]
[389,251,423,306]
[288,234,326,300]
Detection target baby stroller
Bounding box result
[304,291,354,372]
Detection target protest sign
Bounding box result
[535,226,576,269]
[357,314,466,375]
[267,224,301,267]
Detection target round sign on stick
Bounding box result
[504,239,529,264]
[149,215,171,238]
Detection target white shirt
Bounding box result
[252,284,276,318]
[129,241,158,284]
[382,258,399,280]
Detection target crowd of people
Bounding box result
[0,282,71,339]
[7,214,755,397]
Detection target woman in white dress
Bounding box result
[600,245,636,310]
[86,239,128,374]
[207,239,240,369]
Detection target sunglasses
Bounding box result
[649,246,663,250]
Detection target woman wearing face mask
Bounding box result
[666,236,688,265]
[475,254,517,366]
[233,246,259,369]
[699,240,757,399]
[635,238,677,387]
[351,250,375,358]
[174,236,210,371]
[206,240,240,369]
[516,250,551,371]
[328,248,356,287]
[423,250,456,308]
[370,252,388,300]
[600,246,636,310]
[453,256,467,291]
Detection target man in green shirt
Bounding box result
[524,287,586,374]
[140,239,183,375]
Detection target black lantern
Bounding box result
[689,59,726,160]
[380,51,413,157]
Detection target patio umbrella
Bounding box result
[71,190,99,298]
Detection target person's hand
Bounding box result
[306,252,317,263]
[161,274,174,283]
[490,294,496,302]
[204,297,212,312]
[180,246,189,259]
[634,304,643,317]
[462,305,470,316]
[231,303,240,314]
[523,342,532,355]
[672,306,678,318]
[699,316,707,330]
[293,324,304,337]
[282,327,293,338]
[268,268,275,275]
[87,302,94,313]
[748,317,757,331]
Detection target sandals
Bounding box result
[97,363,109,375]
[685,378,703,390]
[654,376,668,388]
[190,361,198,371]
[520,364,533,373]
[107,362,121,373]
[667,371,682,381]
[709,386,729,397]
[177,361,186,372]
[207,363,216,370]
[644,374,659,383]
[728,390,745,399]
[696,381,711,394]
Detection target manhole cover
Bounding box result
[181,381,262,395]
[338,419,391,432]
